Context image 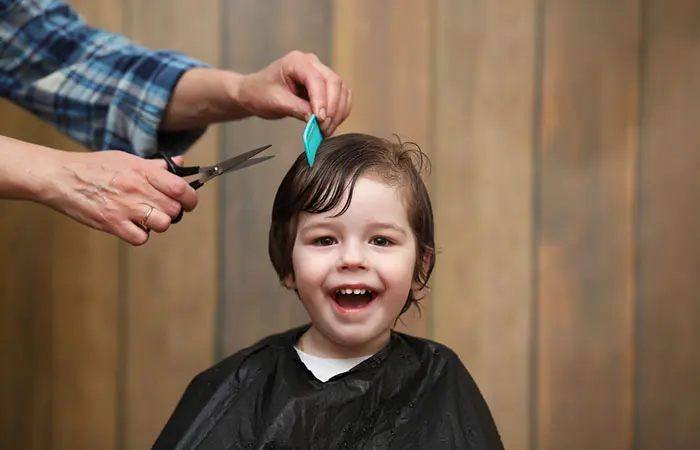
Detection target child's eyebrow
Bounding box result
[297,220,336,232]
[297,220,407,236]
[368,222,407,236]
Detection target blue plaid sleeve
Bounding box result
[0,0,211,157]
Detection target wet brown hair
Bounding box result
[268,132,435,315]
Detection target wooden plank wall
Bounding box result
[432,1,536,448]
[0,1,699,449]
[0,3,122,450]
[120,1,222,448]
[537,0,639,448]
[636,1,700,449]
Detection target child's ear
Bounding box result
[282,274,297,290]
[412,247,434,291]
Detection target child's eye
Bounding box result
[371,236,393,247]
[313,236,337,246]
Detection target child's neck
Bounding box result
[298,327,389,359]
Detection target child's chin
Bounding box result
[328,327,390,355]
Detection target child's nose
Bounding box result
[337,243,367,270]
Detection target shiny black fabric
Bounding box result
[152,325,504,450]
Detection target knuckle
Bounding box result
[309,72,325,84]
[169,203,182,218]
[101,210,123,230]
[160,198,180,217]
[123,173,149,194]
[170,178,189,197]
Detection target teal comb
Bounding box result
[303,114,323,166]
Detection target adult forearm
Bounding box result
[159,68,252,131]
[0,0,208,157]
[0,135,53,202]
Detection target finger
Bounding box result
[118,221,150,246]
[286,56,328,121]
[146,170,199,213]
[141,207,172,234]
[337,88,353,131]
[322,86,347,136]
[134,177,183,218]
[154,190,183,218]
[327,87,350,136]
[141,158,195,216]
[312,61,343,121]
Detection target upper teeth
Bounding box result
[336,288,372,295]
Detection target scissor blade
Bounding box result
[214,144,272,174]
[219,155,275,175]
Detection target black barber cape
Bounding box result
[152,325,504,450]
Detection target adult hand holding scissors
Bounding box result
[147,144,274,228]
[1,136,200,246]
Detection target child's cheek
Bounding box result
[293,248,334,287]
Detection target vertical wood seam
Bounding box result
[117,2,131,449]
[425,0,437,342]
[214,0,228,365]
[632,0,648,448]
[530,0,547,448]
[117,239,127,450]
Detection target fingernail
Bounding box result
[319,108,327,121]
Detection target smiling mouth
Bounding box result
[333,287,378,310]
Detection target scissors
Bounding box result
[155,144,274,224]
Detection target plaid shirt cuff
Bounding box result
[0,0,212,157]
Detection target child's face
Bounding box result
[289,174,417,357]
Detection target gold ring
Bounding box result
[140,204,154,227]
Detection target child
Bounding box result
[153,133,504,449]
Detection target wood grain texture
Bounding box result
[49,212,120,450]
[0,137,56,450]
[50,3,125,446]
[332,0,433,337]
[432,1,536,449]
[122,1,221,448]
[636,0,700,448]
[537,0,638,448]
[219,0,333,356]
[3,1,700,449]
[0,2,123,449]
